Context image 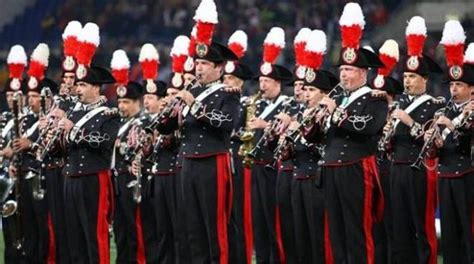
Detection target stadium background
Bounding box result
[0,0,473,262]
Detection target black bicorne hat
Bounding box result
[304,69,339,92]
[76,66,116,85]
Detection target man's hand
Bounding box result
[436,116,455,131]
[0,147,13,158]
[12,138,32,152]
[275,113,292,128]
[39,116,49,130]
[248,117,268,130]
[424,128,443,148]
[391,109,414,127]
[371,90,387,98]
[319,97,337,114]
[176,90,195,106]
[130,159,141,176]
[58,118,74,133]
[288,120,300,131]
[224,86,241,93]
[8,165,17,179]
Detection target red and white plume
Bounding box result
[339,2,365,49]
[377,39,399,76]
[139,44,160,83]
[76,22,100,78]
[170,36,190,74]
[304,30,327,70]
[464,43,474,65]
[27,43,50,89]
[440,20,466,67]
[7,45,27,80]
[294,27,311,66]
[405,16,427,57]
[188,26,197,57]
[263,27,285,64]
[110,50,130,86]
[193,0,218,46]
[62,20,82,70]
[228,30,248,59]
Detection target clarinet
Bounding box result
[411,98,453,170]
[11,92,25,254]
[145,76,201,133]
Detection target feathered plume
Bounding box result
[27,43,50,88]
[405,16,427,57]
[339,2,365,49]
[111,49,130,86]
[139,44,160,81]
[7,45,27,80]
[263,27,285,64]
[75,22,100,77]
[440,20,466,67]
[464,43,474,65]
[228,30,248,59]
[377,39,399,76]
[188,26,197,57]
[170,36,190,74]
[294,27,311,66]
[193,0,218,46]
[62,20,82,70]
[304,30,327,70]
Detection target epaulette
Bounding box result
[431,96,446,105]
[104,107,120,116]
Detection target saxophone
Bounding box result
[238,91,262,167]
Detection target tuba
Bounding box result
[238,91,262,167]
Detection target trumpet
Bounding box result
[145,75,201,133]
[245,97,295,161]
[411,98,453,170]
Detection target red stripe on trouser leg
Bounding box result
[97,170,111,264]
[425,158,438,264]
[243,167,254,264]
[216,154,230,264]
[362,157,375,264]
[324,210,334,264]
[275,207,286,264]
[47,212,56,264]
[135,207,146,264]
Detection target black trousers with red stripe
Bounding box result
[113,171,145,263]
[276,169,297,263]
[181,154,231,263]
[45,167,70,263]
[439,172,474,264]
[323,158,377,264]
[151,174,178,263]
[291,177,325,264]
[64,172,111,264]
[140,175,159,263]
[390,163,437,264]
[252,163,281,264]
[374,158,392,264]
[175,165,192,264]
[228,151,246,264]
[21,174,49,263]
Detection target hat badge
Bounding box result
[196,43,209,58]
[373,75,385,89]
[406,56,419,71]
[76,64,88,80]
[184,57,195,72]
[260,62,273,75]
[146,81,157,94]
[116,85,127,98]
[449,65,463,80]
[63,56,76,71]
[10,78,21,91]
[305,68,316,83]
[224,61,236,74]
[28,77,38,90]
[172,74,183,88]
[342,48,357,64]
[296,66,306,79]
